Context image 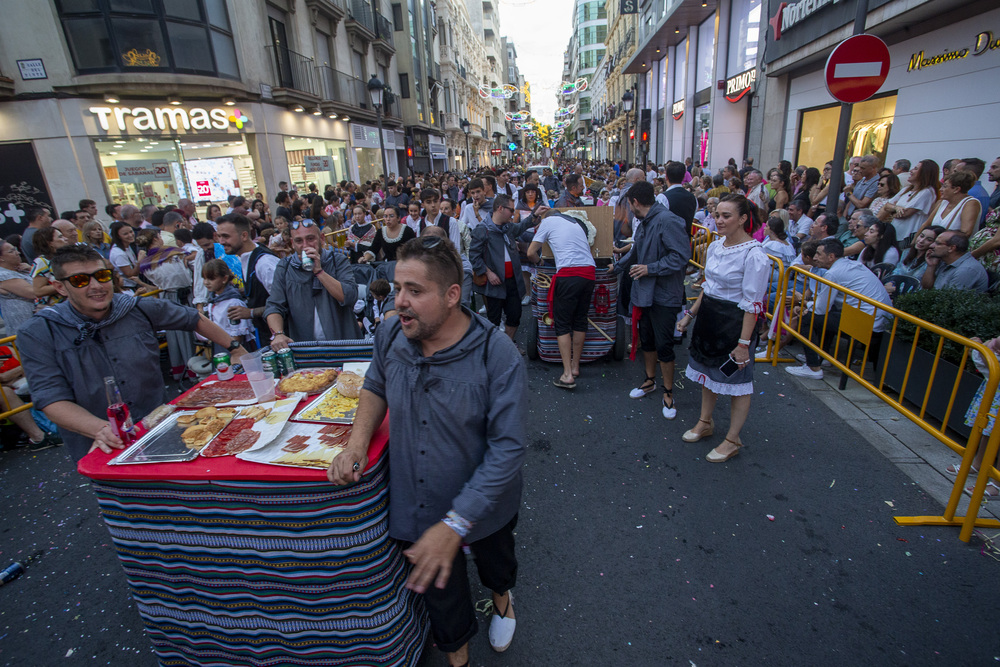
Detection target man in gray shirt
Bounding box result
[18,245,248,460]
[921,231,989,292]
[20,207,52,262]
[328,236,526,666]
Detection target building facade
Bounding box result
[623,0,762,170]
[436,0,507,171]
[753,0,1000,178]
[565,0,608,159]
[0,0,412,231]
[390,0,446,173]
[593,0,638,164]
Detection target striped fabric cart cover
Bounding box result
[531,266,620,364]
[79,342,429,666]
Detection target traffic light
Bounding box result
[406,146,414,158]
[639,109,651,145]
[629,129,635,140]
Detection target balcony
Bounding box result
[316,65,401,122]
[346,0,376,50]
[0,74,13,98]
[372,11,395,64]
[265,44,320,104]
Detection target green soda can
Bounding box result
[276,348,295,377]
[261,350,278,376]
[213,352,233,380]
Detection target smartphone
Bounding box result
[720,355,740,377]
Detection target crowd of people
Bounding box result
[2,149,999,664]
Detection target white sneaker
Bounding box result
[489,591,516,652]
[521,294,531,305]
[794,352,831,367]
[785,364,824,379]
[754,349,769,360]
[478,305,487,315]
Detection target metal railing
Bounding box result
[375,12,393,40]
[348,0,374,31]
[773,265,1000,542]
[316,65,370,109]
[265,44,318,96]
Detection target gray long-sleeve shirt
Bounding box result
[18,298,201,460]
[363,312,527,543]
[263,249,361,342]
[469,216,536,300]
[614,202,691,308]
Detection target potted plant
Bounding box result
[878,289,1000,437]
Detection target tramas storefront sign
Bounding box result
[88,105,250,132]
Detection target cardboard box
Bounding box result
[539,206,615,259]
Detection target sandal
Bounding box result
[965,481,1000,498]
[945,463,978,476]
[629,375,656,399]
[682,418,714,442]
[662,387,677,420]
[706,438,742,463]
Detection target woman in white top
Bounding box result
[676,194,770,463]
[859,220,900,269]
[761,215,797,265]
[108,221,152,292]
[879,159,939,243]
[918,170,981,237]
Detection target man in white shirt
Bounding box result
[496,170,518,199]
[422,189,472,306]
[458,177,493,230]
[786,238,891,379]
[787,200,812,244]
[646,162,658,182]
[527,211,595,389]
[744,170,769,212]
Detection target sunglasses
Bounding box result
[60,268,114,288]
[290,219,318,230]
[417,235,444,249]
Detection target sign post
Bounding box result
[823,0,889,216]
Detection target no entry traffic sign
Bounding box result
[824,34,890,104]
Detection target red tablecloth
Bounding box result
[77,374,388,482]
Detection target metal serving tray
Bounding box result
[109,411,201,465]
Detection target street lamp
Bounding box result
[592,120,602,161]
[367,75,390,181]
[461,119,471,171]
[621,89,634,168]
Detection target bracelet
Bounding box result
[738,338,752,346]
[683,309,694,319]
[270,331,284,340]
[442,510,473,538]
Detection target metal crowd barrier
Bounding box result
[776,265,1000,541]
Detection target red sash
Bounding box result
[547,266,597,321]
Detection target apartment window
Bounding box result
[399,73,410,98]
[55,0,238,78]
[392,3,404,30]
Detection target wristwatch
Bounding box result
[270,331,285,341]
[227,339,242,352]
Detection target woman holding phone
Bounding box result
[676,194,769,463]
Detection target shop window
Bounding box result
[796,94,897,171]
[674,39,687,101]
[56,0,239,79]
[695,15,715,93]
[727,0,760,76]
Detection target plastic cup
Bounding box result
[247,371,275,403]
[240,351,264,377]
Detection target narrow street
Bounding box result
[3,337,997,666]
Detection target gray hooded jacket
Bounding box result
[264,248,361,341]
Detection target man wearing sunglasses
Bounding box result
[264,219,361,348]
[329,235,526,666]
[17,245,248,461]
[469,194,544,340]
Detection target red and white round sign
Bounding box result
[824,34,891,104]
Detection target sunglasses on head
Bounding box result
[290,219,318,230]
[417,235,444,249]
[60,268,114,288]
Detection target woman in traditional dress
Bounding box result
[676,194,770,463]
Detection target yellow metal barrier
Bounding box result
[779,264,1000,541]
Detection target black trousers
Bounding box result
[485,277,522,328]
[401,514,518,653]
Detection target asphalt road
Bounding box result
[2,331,998,666]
